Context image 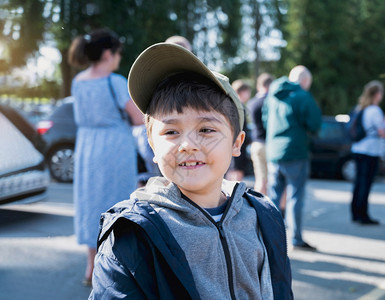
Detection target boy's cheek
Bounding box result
[153,147,177,167]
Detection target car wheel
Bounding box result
[341,159,356,182]
[47,144,74,183]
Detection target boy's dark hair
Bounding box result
[146,72,241,142]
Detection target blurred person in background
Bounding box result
[247,73,274,194]
[263,65,321,251]
[165,35,192,52]
[226,79,252,181]
[68,28,143,285]
[351,80,385,225]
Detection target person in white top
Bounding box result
[351,80,385,225]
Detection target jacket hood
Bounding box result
[131,176,247,220]
[98,176,248,239]
[270,76,301,101]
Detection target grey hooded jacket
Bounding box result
[90,177,293,299]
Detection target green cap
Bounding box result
[128,42,244,129]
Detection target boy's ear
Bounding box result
[147,136,159,164]
[232,130,245,157]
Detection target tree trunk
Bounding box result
[253,1,262,80]
[60,49,76,98]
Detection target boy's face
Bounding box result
[149,108,244,199]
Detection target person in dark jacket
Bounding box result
[89,43,293,299]
[263,65,322,251]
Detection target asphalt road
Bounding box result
[0,178,385,300]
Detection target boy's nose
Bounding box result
[178,140,199,152]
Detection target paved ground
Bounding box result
[0,178,384,299]
[287,178,385,300]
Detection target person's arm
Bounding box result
[378,126,385,138]
[363,106,385,138]
[90,251,146,299]
[126,100,144,125]
[304,94,322,134]
[261,99,269,129]
[90,224,150,300]
[372,109,385,138]
[111,74,144,126]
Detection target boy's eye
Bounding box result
[165,130,178,135]
[200,128,216,133]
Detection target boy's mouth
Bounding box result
[178,161,205,167]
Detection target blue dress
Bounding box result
[72,73,137,247]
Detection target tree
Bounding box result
[224,0,287,87]
[0,0,45,69]
[1,0,287,99]
[281,0,385,115]
[36,0,247,96]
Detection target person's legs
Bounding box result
[83,247,96,286]
[251,142,268,194]
[351,154,367,221]
[364,155,379,220]
[352,154,379,222]
[281,160,309,246]
[351,154,364,221]
[267,162,286,211]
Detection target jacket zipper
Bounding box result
[180,184,239,300]
[216,221,236,300]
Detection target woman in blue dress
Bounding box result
[68,29,143,285]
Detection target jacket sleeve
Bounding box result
[89,250,147,300]
[89,231,148,300]
[262,98,269,129]
[245,190,294,300]
[303,93,322,134]
[90,216,198,300]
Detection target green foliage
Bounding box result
[0,0,283,98]
[4,0,385,115]
[42,0,246,95]
[281,0,385,115]
[0,0,45,67]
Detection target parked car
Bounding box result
[37,104,383,183]
[245,115,380,181]
[36,98,148,183]
[310,115,355,181]
[36,97,76,183]
[312,115,385,180]
[0,104,50,205]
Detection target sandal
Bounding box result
[82,278,92,287]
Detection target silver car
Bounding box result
[0,104,50,205]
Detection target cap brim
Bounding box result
[128,42,244,129]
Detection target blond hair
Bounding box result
[358,80,384,109]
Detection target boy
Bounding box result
[89,43,293,299]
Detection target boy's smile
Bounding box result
[149,108,244,207]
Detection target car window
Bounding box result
[51,103,74,119]
[318,121,344,140]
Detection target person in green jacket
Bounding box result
[263,65,322,251]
